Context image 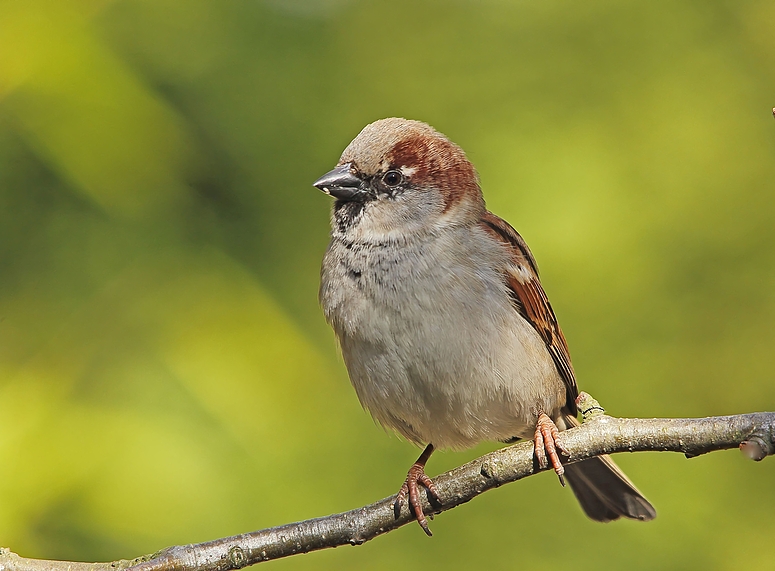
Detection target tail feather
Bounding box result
[561,414,656,522]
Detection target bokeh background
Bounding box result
[2,1,774,570]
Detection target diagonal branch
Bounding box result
[2,396,773,571]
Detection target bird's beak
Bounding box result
[313,163,369,201]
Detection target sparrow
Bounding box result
[314,118,656,535]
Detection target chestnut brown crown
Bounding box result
[340,118,484,214]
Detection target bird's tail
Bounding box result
[560,414,656,522]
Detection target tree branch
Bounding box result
[2,396,773,571]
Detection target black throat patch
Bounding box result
[333,200,366,233]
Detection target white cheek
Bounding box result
[348,191,446,242]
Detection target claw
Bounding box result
[393,444,440,536]
[534,413,567,486]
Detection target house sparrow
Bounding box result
[314,118,656,535]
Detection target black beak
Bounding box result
[313,163,369,201]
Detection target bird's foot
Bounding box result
[533,413,569,486]
[394,444,440,536]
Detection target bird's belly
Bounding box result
[333,280,566,449]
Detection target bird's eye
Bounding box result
[382,170,403,187]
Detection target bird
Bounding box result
[313,117,656,535]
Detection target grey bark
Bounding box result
[1,399,773,571]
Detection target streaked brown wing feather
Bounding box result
[479,211,578,414]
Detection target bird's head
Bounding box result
[314,118,485,241]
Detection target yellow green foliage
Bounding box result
[1,1,774,570]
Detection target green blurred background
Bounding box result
[1,1,774,569]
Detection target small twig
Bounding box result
[1,403,773,571]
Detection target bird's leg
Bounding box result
[533,412,569,486]
[394,444,441,536]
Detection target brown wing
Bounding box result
[480,211,578,414]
